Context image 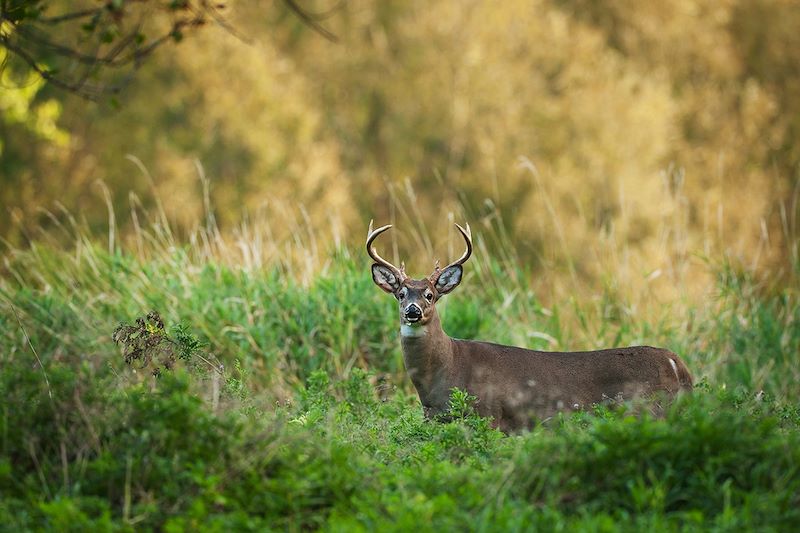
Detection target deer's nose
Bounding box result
[405,304,422,322]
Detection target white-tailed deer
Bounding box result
[367,222,693,432]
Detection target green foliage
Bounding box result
[1,240,800,530]
[3,348,798,530]
[441,298,484,340]
[517,395,800,524]
[1,1,46,24]
[0,49,69,157]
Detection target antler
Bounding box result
[431,223,472,277]
[366,220,404,277]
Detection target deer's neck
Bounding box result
[399,309,455,409]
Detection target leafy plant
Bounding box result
[112,310,210,376]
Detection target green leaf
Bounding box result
[100,30,116,44]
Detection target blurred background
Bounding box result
[2,0,799,294]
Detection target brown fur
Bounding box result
[401,308,693,432]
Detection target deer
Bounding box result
[367,222,693,432]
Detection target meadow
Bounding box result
[3,3,800,529]
[1,206,798,531]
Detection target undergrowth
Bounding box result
[1,236,799,531]
[1,356,798,531]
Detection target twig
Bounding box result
[38,7,103,25]
[283,0,339,42]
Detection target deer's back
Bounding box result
[451,340,692,431]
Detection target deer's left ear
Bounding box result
[433,264,463,294]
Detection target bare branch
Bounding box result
[283,0,339,42]
[38,7,102,25]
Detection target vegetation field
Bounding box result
[3,1,800,531]
[1,216,798,532]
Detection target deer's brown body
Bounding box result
[367,222,693,432]
[401,308,692,432]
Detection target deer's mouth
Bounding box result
[403,304,423,324]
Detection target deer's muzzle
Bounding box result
[404,304,422,323]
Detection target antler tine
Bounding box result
[447,222,473,268]
[366,221,403,275]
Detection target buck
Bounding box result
[367,222,693,432]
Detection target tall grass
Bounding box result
[2,184,797,397]
[1,191,799,529]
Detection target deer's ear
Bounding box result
[434,264,463,294]
[372,264,402,294]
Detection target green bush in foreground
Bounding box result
[1,353,798,531]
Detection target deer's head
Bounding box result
[367,221,472,328]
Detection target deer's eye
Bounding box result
[424,291,434,302]
[398,288,408,300]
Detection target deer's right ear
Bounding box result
[371,264,402,294]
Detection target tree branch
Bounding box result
[0,0,341,100]
[38,7,103,25]
[282,0,339,42]
[0,34,112,100]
